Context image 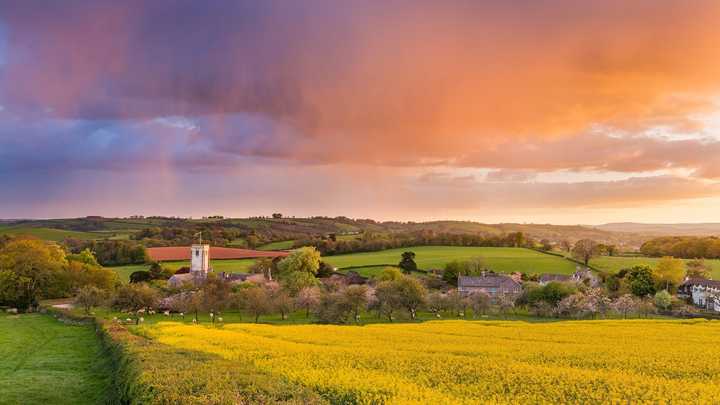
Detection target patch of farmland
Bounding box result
[324,246,577,274]
[0,314,112,404]
[0,226,99,241]
[137,319,720,403]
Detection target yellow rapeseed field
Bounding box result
[144,319,720,404]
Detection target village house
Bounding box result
[457,273,522,302]
[678,278,720,312]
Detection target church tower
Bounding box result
[190,244,210,276]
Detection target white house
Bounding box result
[678,278,720,312]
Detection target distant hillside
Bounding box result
[594,222,720,236]
[0,216,647,249]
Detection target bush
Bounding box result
[129,271,152,284]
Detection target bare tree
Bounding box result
[612,294,638,319]
[343,285,369,323]
[572,239,599,266]
[467,291,490,318]
[296,286,321,318]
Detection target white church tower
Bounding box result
[190,244,210,276]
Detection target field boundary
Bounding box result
[42,305,145,405]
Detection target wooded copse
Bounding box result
[640,236,720,259]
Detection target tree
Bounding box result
[398,251,417,274]
[442,258,485,285]
[556,292,590,319]
[625,266,656,297]
[497,294,516,317]
[467,291,490,317]
[272,289,294,320]
[74,285,105,314]
[686,259,711,279]
[654,256,685,291]
[201,274,233,313]
[111,283,159,311]
[277,247,321,276]
[377,267,403,281]
[316,261,335,278]
[394,276,427,320]
[528,282,576,306]
[572,239,599,266]
[612,294,638,318]
[654,290,672,311]
[62,260,118,292]
[67,248,100,267]
[506,232,526,247]
[560,240,572,253]
[250,257,277,280]
[148,262,172,280]
[605,245,617,257]
[296,286,321,317]
[426,292,448,317]
[343,285,369,323]
[315,290,353,324]
[281,271,319,296]
[539,239,553,251]
[0,238,67,309]
[444,289,467,317]
[240,287,272,323]
[374,280,403,321]
[585,288,611,318]
[129,271,152,283]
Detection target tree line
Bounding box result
[640,236,720,259]
[0,237,118,310]
[295,231,536,256]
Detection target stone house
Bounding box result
[457,274,522,302]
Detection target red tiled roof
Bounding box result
[147,246,289,262]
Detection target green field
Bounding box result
[0,314,112,405]
[590,256,720,278]
[325,246,577,274]
[257,240,295,250]
[0,226,100,241]
[109,259,257,281]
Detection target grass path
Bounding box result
[0,314,112,405]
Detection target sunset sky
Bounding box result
[2,1,720,224]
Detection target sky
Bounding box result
[1,0,720,224]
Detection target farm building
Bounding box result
[678,278,720,312]
[457,273,521,301]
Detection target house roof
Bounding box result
[681,278,720,289]
[458,275,520,290]
[539,273,572,283]
[147,246,289,261]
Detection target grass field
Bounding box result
[590,256,720,278]
[109,259,257,281]
[0,226,100,241]
[0,314,112,405]
[257,240,295,250]
[325,246,577,274]
[132,319,720,403]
